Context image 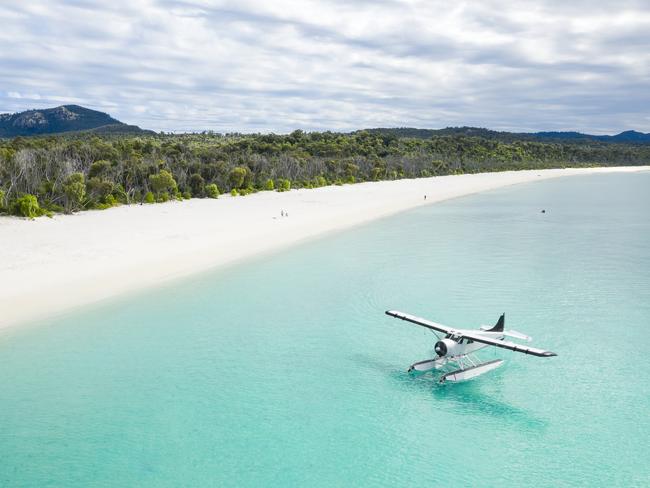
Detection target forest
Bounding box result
[1,130,649,217]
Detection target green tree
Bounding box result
[228,166,250,189]
[344,162,359,183]
[371,166,383,180]
[88,160,112,179]
[63,172,86,213]
[149,170,178,198]
[264,179,274,191]
[189,173,205,197]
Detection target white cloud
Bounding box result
[1,0,649,133]
[7,91,42,100]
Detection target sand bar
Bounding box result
[1,166,648,330]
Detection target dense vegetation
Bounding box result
[1,130,649,217]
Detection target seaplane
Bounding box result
[385,310,557,383]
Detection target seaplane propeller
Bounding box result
[386,310,556,384]
[434,341,447,356]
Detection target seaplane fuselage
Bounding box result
[434,330,504,359]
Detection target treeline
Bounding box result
[1,130,649,217]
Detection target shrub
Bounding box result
[149,170,178,198]
[313,176,327,187]
[96,194,117,210]
[96,195,117,210]
[264,179,275,191]
[42,202,64,213]
[63,172,86,213]
[205,183,219,199]
[182,191,192,199]
[12,194,41,218]
[230,188,239,196]
[276,178,291,192]
[112,184,128,204]
[144,191,155,203]
[86,177,114,205]
[0,189,5,211]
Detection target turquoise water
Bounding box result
[1,172,649,487]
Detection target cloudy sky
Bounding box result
[1,0,649,133]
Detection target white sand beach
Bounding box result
[1,166,647,330]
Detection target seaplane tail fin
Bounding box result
[485,313,505,332]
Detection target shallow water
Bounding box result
[1,172,649,487]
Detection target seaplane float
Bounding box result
[386,310,557,384]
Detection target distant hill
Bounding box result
[533,130,650,143]
[362,127,650,144]
[0,105,150,137]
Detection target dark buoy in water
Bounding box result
[541,209,546,213]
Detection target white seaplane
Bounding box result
[386,310,557,383]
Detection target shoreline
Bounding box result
[1,166,648,330]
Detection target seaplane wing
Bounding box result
[385,310,455,334]
[385,310,556,358]
[455,330,556,357]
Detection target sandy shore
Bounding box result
[1,166,648,330]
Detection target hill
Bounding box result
[362,127,650,144]
[0,105,149,137]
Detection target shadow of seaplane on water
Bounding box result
[347,352,548,429]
